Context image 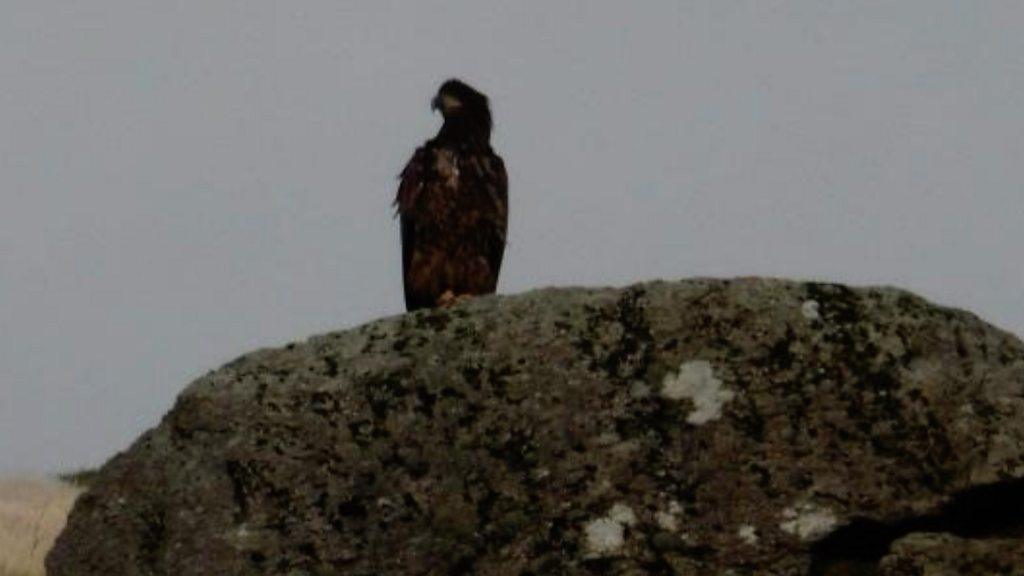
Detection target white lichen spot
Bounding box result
[584,518,625,557]
[610,439,640,456]
[737,524,759,545]
[608,503,637,526]
[655,500,683,531]
[661,360,734,424]
[596,431,622,446]
[779,502,838,541]
[801,300,821,321]
[630,380,651,398]
[655,511,678,531]
[584,503,637,558]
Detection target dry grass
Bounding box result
[0,477,82,576]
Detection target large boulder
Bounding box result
[48,279,1024,575]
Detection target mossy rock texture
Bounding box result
[48,279,1024,575]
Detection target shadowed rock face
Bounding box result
[47,279,1024,575]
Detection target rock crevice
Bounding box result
[811,477,1024,575]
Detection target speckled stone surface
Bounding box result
[880,533,1024,575]
[48,279,1024,575]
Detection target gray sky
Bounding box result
[2,2,1022,474]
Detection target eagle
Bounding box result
[394,79,508,311]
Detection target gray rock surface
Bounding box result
[47,279,1024,575]
[879,533,1024,575]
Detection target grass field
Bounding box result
[0,477,82,576]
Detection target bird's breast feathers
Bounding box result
[433,148,461,189]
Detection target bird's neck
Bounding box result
[435,113,492,147]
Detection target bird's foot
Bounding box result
[436,291,474,308]
[436,290,457,307]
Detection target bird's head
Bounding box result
[431,78,489,119]
[431,79,493,144]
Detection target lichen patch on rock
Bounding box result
[655,501,682,532]
[607,502,638,526]
[780,502,838,541]
[584,503,637,558]
[801,299,821,321]
[738,524,759,546]
[661,359,734,424]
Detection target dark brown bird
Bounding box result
[394,79,508,311]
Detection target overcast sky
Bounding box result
[2,2,1022,474]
